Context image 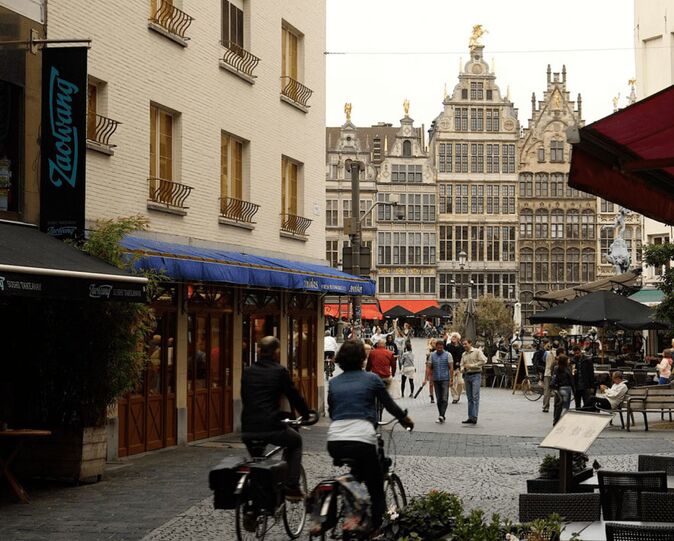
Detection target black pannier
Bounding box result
[249,458,289,510]
[209,456,248,509]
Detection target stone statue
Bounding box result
[469,24,487,51]
[403,99,410,116]
[604,206,632,274]
[344,102,352,123]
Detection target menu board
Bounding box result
[539,411,612,453]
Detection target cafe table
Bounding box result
[578,471,674,492]
[561,521,674,541]
[0,428,52,503]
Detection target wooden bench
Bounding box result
[626,384,674,431]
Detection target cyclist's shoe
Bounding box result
[284,484,305,502]
[243,511,257,532]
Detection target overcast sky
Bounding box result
[325,0,635,131]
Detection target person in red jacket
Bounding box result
[366,339,397,389]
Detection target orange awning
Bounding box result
[324,303,382,320]
[378,299,439,314]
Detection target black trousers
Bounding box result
[327,440,385,529]
[574,388,593,409]
[242,427,302,487]
[401,374,415,396]
[579,396,611,411]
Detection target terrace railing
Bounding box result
[219,196,260,224]
[280,213,312,237]
[149,0,194,40]
[87,114,121,148]
[280,76,313,108]
[148,177,193,209]
[221,41,260,79]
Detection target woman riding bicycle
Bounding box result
[328,340,414,533]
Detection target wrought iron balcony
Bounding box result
[221,41,260,79]
[87,114,121,147]
[280,76,313,108]
[148,177,192,209]
[149,0,194,40]
[219,196,260,224]
[280,213,312,237]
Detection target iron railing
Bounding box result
[280,76,313,108]
[149,0,194,40]
[148,177,192,209]
[221,41,260,78]
[219,196,260,223]
[87,114,121,147]
[280,213,312,236]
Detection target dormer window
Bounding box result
[372,137,382,162]
[402,140,412,157]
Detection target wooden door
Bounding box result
[288,316,318,409]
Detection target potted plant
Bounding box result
[380,490,462,540]
[10,217,157,483]
[527,453,592,493]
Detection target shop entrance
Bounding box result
[186,286,234,441]
[288,294,319,409]
[118,291,177,457]
[241,292,281,367]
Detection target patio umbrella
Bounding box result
[464,298,477,342]
[414,306,451,318]
[528,290,668,329]
[383,305,414,319]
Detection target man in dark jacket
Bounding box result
[241,336,310,501]
[571,345,595,409]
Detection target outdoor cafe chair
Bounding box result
[502,361,515,388]
[632,369,655,387]
[638,455,674,475]
[605,521,674,541]
[518,493,600,523]
[598,470,668,521]
[492,364,505,388]
[641,491,674,521]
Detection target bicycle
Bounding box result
[521,373,544,401]
[217,412,319,541]
[307,414,410,540]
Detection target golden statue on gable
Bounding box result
[403,99,410,116]
[552,91,561,110]
[469,24,487,51]
[344,102,352,123]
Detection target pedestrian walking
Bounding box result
[460,338,487,425]
[423,338,437,403]
[365,339,397,388]
[552,354,575,425]
[428,340,453,423]
[541,343,557,413]
[571,346,594,408]
[446,332,464,404]
[399,341,416,397]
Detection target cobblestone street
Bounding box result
[2,341,674,540]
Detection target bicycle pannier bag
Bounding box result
[249,458,289,510]
[209,456,248,509]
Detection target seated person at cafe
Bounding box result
[579,371,628,412]
[658,349,673,384]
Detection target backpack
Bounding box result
[533,349,547,374]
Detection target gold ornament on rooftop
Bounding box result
[403,99,410,116]
[469,24,487,52]
[344,102,352,123]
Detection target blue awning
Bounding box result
[121,236,375,296]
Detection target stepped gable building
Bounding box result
[517,65,594,324]
[375,105,436,302]
[429,43,518,312]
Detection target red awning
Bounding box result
[568,84,674,225]
[378,299,439,314]
[324,303,382,320]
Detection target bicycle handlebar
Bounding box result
[281,409,320,427]
[377,409,412,431]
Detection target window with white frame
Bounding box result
[326,240,338,267]
[438,143,452,173]
[378,277,391,293]
[326,200,338,227]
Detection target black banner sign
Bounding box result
[40,47,88,239]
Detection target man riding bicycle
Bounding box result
[241,336,310,502]
[324,329,338,376]
[328,340,414,534]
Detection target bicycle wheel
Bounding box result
[283,465,308,538]
[235,497,268,541]
[318,487,345,541]
[523,379,543,401]
[383,473,407,516]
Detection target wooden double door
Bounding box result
[288,315,318,409]
[118,309,177,457]
[187,311,233,441]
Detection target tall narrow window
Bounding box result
[150,104,173,180]
[222,0,244,48]
[221,133,243,199]
[402,140,412,157]
[87,83,97,141]
[282,24,299,81]
[550,140,564,162]
[281,156,299,217]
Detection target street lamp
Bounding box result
[345,159,401,339]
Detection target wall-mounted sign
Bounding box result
[40,47,87,239]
